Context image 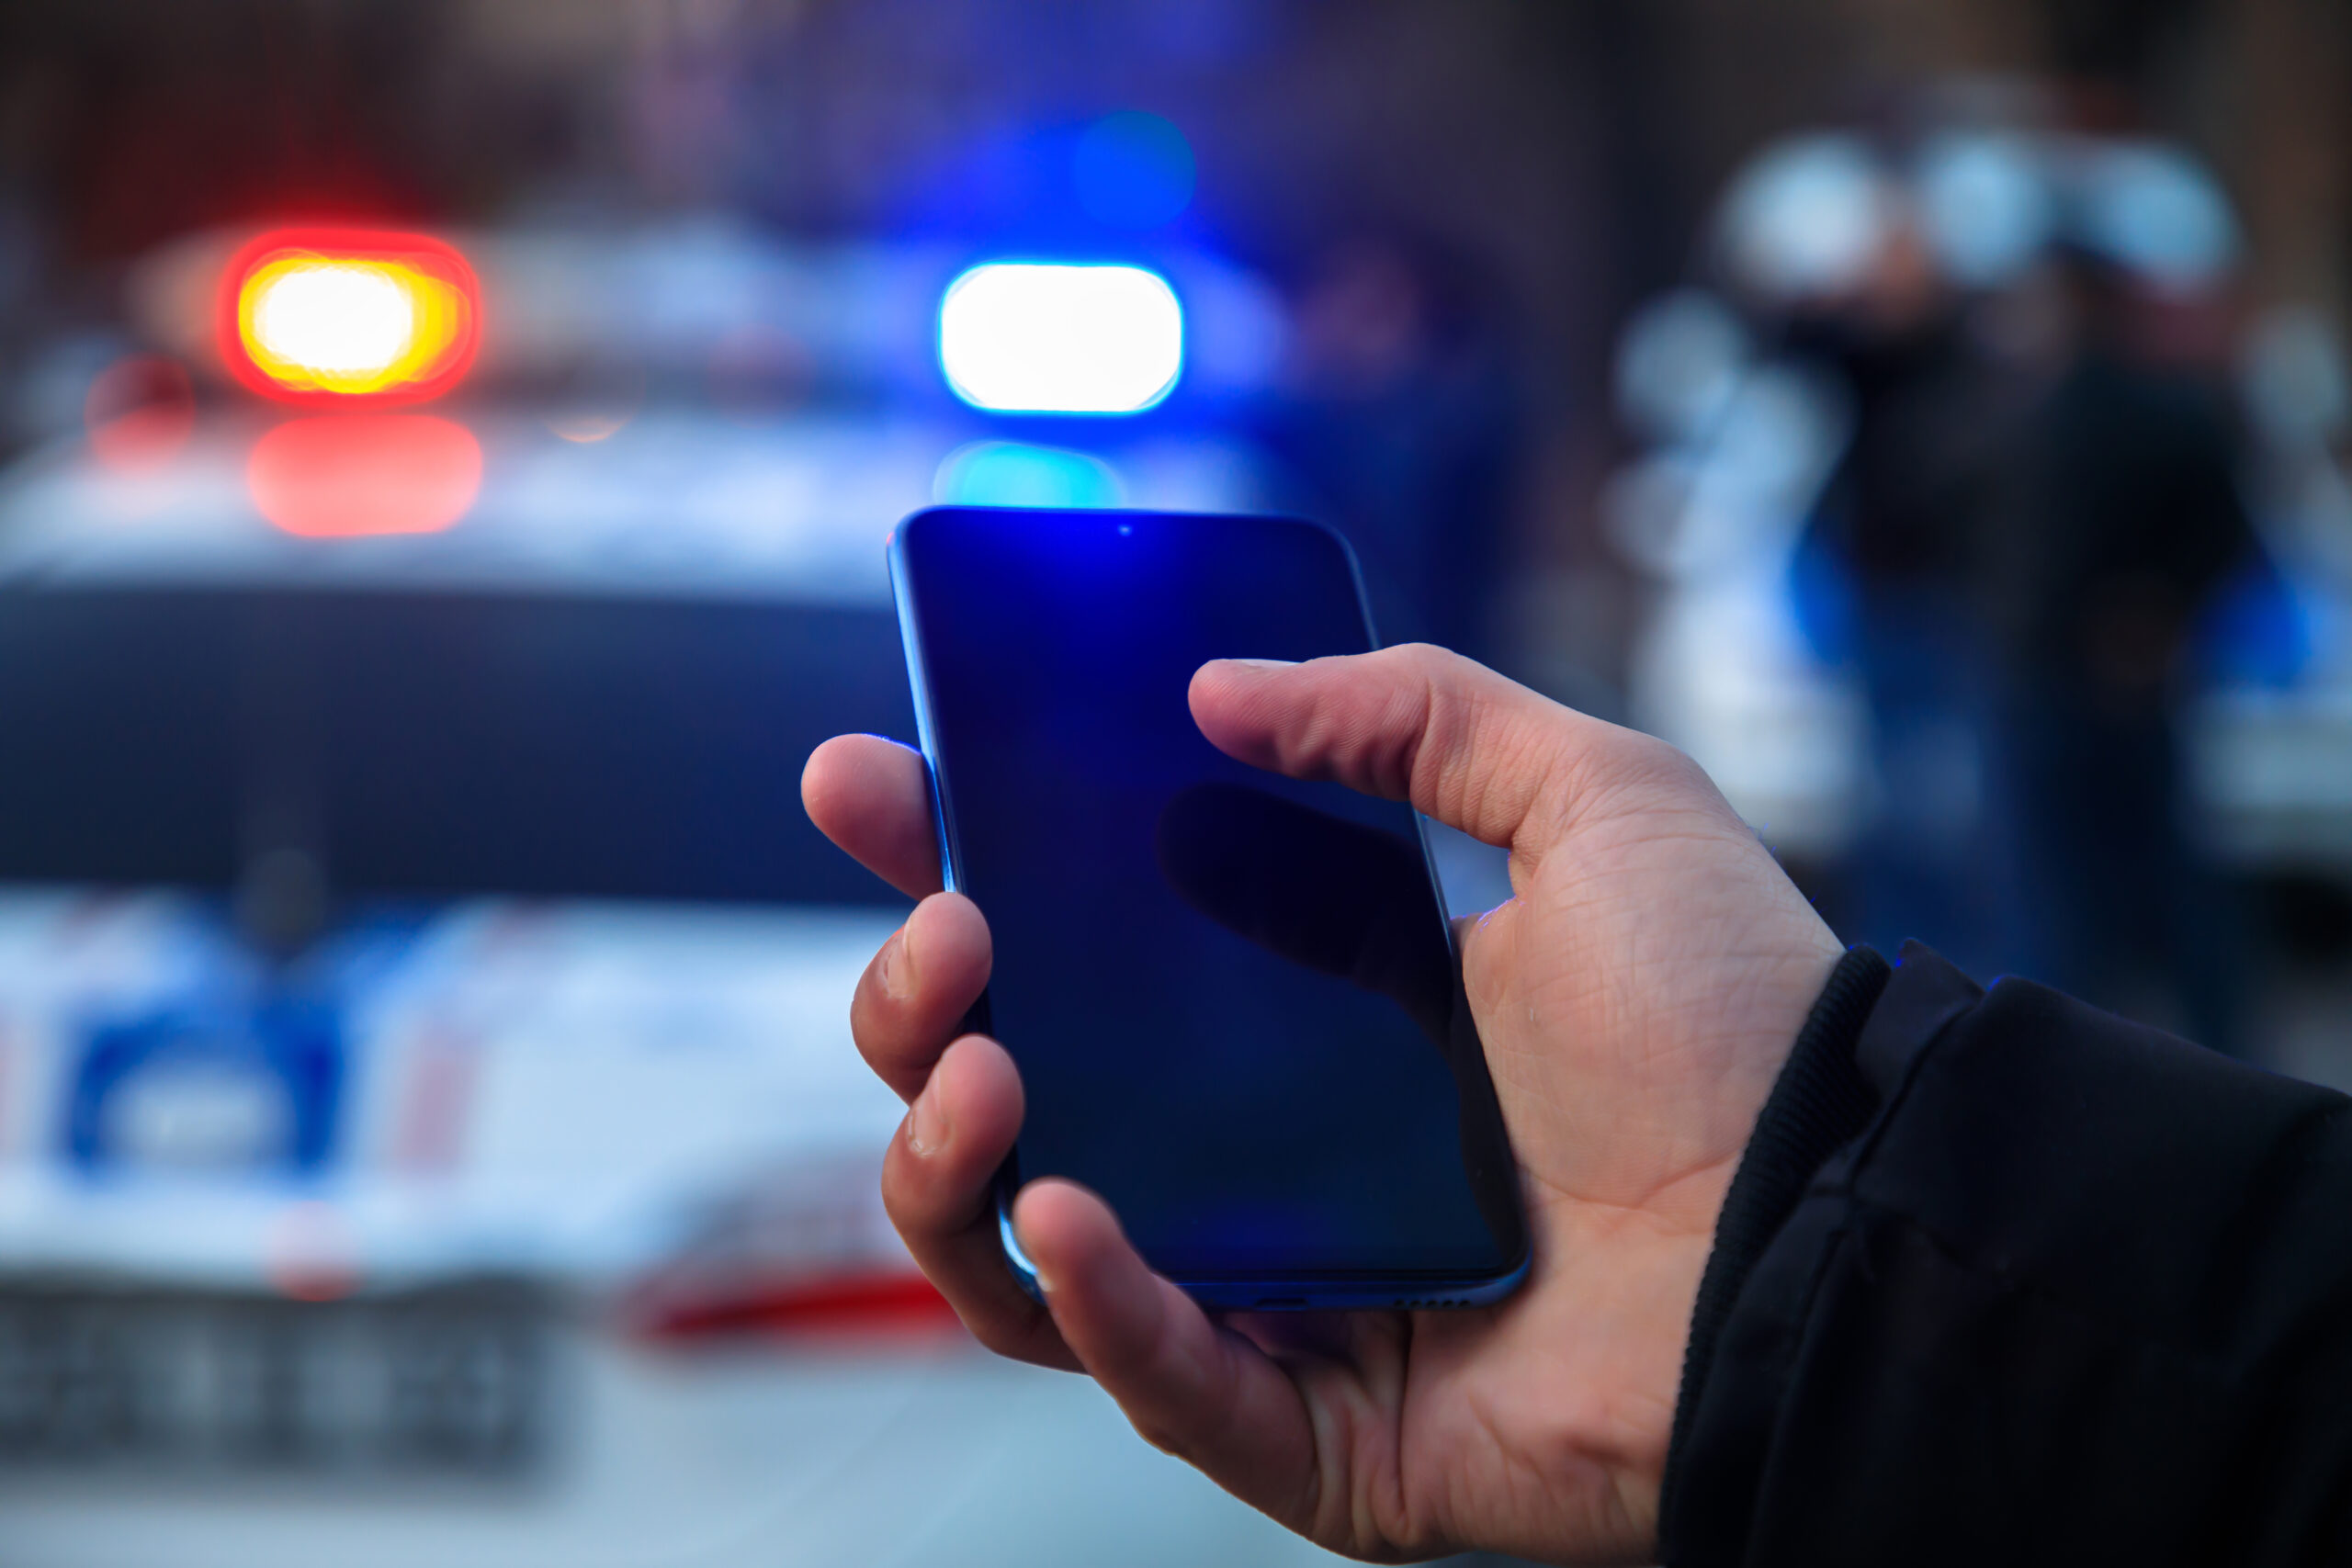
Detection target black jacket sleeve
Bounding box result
[1661,942,2352,1566]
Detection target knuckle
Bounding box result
[1126,1415,1193,1463]
[1620,728,1689,777]
[851,942,907,1018]
[1377,639,1451,673]
[1571,729,1744,837]
[970,1314,1032,1359]
[878,1149,943,1232]
[1595,728,1695,791]
[846,988,890,1052]
[970,1291,1064,1364]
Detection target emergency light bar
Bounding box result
[220,229,481,404]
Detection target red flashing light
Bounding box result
[220,228,480,405]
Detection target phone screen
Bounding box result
[893,508,1523,1287]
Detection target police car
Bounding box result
[0,222,1355,1565]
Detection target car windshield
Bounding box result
[0,584,910,906]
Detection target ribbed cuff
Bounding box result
[1659,944,1892,1531]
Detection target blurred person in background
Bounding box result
[1997,153,2260,1055]
[1788,145,2035,982]
[1753,114,2263,1055]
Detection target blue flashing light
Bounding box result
[933,441,1125,509]
[939,262,1183,415]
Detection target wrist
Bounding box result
[1659,945,1894,1525]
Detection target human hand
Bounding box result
[800,645,1842,1564]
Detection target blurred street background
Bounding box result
[0,0,2346,1563]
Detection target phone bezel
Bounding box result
[887,504,1532,1312]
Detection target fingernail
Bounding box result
[907,1072,950,1158]
[878,923,917,1002]
[1221,658,1296,671]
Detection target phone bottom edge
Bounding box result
[995,1207,1532,1313]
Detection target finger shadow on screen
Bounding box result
[1154,781,1454,1044]
[1154,781,1521,1255]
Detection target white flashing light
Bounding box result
[939,263,1182,414]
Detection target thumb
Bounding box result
[1190,643,1684,856]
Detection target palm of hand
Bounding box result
[1252,747,1838,1564]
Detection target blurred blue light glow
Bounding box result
[1718,134,1887,301]
[1915,132,2052,289]
[1072,112,1196,230]
[933,441,1125,508]
[940,263,1183,414]
[2077,142,2239,291]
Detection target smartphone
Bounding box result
[888,506,1529,1311]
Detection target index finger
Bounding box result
[802,734,942,899]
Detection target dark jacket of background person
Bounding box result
[1661,943,2352,1565]
[1998,273,2260,1053]
[1803,306,2035,980]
